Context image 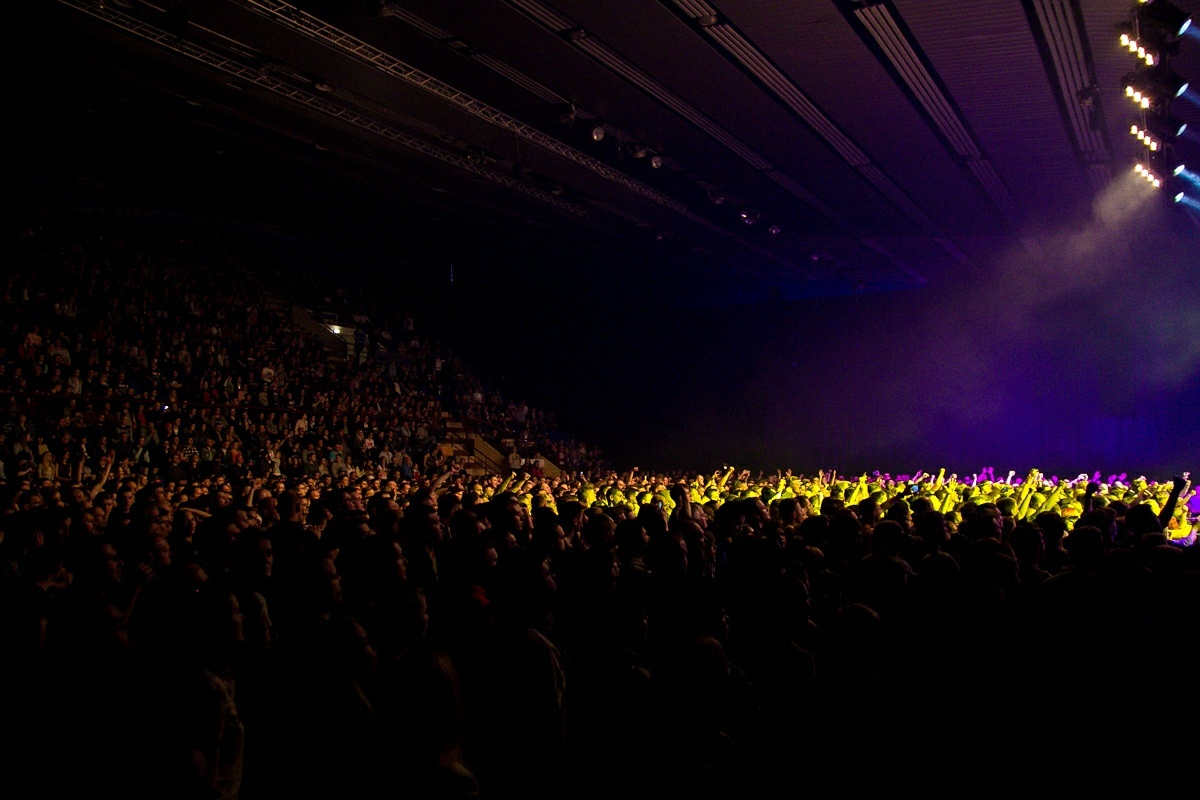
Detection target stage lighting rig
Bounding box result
[1137,0,1193,38]
[1131,121,1163,150]
[1130,113,1187,151]
[1118,21,1177,66]
[1123,66,1189,109]
[1134,161,1164,188]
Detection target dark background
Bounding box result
[8,1,1200,476]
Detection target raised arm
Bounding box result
[715,465,735,491]
[1158,473,1190,531]
[87,453,115,502]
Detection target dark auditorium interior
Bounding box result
[5,1,1200,797]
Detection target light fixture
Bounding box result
[1173,164,1200,192]
[1129,116,1185,150]
[740,209,760,225]
[1134,162,1164,187]
[1125,79,1153,108]
[1118,24,1168,66]
[1124,68,1189,109]
[1139,0,1192,38]
[1149,113,1188,138]
[1131,122,1162,151]
[1175,191,1186,202]
[650,155,663,168]
[768,224,782,235]
[591,125,605,142]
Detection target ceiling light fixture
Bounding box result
[1124,68,1188,109]
[1131,122,1163,151]
[650,154,663,168]
[1139,0,1192,37]
[1135,161,1163,188]
[1118,23,1175,66]
[591,125,605,141]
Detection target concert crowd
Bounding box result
[2,212,1198,797]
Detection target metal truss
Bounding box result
[55,0,590,217]
[229,0,689,215]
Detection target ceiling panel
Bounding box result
[894,0,1092,224]
[718,0,1005,238]
[17,0,1195,300]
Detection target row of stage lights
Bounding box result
[1120,0,1197,205]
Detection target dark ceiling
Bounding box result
[13,0,1200,300]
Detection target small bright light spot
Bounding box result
[1126,85,1135,96]
[1138,47,1146,57]
[1153,179,1162,187]
[330,325,341,335]
[1146,54,1156,66]
[1151,142,1160,151]
[1177,82,1190,97]
[1130,41,1139,52]
[1137,130,1146,139]
[1131,124,1140,134]
[1176,192,1186,202]
[1180,19,1192,36]
[1180,123,1189,135]
[1142,97,1151,108]
[1175,164,1187,175]
[1121,33,1130,46]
